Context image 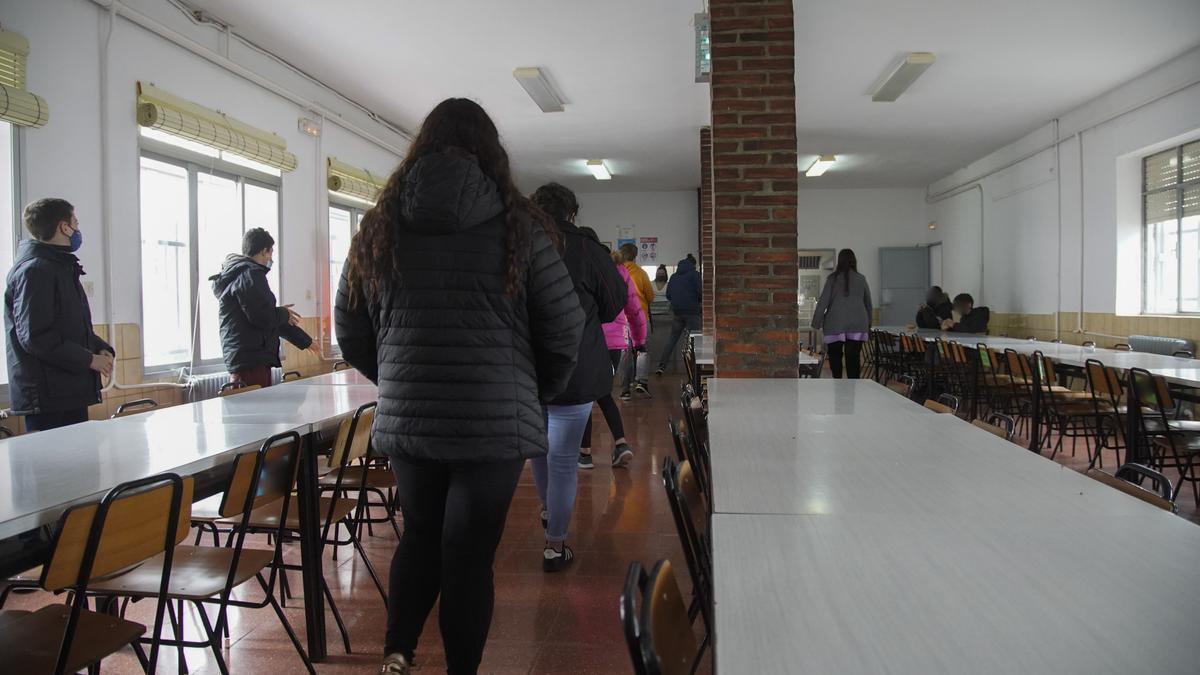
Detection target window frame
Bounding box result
[138,138,283,376]
[0,120,21,402]
[326,200,366,355]
[1142,141,1200,315]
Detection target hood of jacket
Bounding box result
[675,258,697,274]
[210,254,264,295]
[15,239,85,275]
[399,150,505,235]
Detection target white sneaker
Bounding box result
[381,653,411,674]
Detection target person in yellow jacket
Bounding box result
[618,243,654,398]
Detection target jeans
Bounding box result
[24,407,88,432]
[656,312,702,370]
[530,403,593,543]
[827,339,864,379]
[386,456,524,674]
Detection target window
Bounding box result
[0,120,16,386]
[328,203,364,351]
[139,143,281,370]
[1143,141,1200,314]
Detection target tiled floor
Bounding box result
[5,370,701,674]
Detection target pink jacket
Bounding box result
[603,263,648,350]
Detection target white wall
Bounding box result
[5,0,406,327]
[795,188,930,298]
[927,45,1200,316]
[575,190,698,266]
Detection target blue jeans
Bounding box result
[530,403,593,543]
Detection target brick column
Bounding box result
[709,0,798,377]
[699,126,715,338]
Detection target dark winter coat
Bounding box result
[210,255,313,373]
[334,150,585,462]
[4,240,114,414]
[916,300,953,329]
[949,306,991,334]
[665,258,702,315]
[549,220,627,406]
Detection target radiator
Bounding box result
[186,368,284,402]
[1128,335,1194,357]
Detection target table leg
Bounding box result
[1125,371,1143,466]
[297,431,327,660]
[1028,363,1042,453]
[969,354,979,421]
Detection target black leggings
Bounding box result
[386,456,524,673]
[581,350,627,448]
[827,340,864,379]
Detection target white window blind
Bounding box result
[327,157,387,204]
[0,29,48,128]
[1143,140,1200,314]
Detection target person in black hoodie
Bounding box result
[210,228,315,389]
[916,285,952,329]
[655,256,703,374]
[528,183,627,573]
[335,99,583,675]
[4,198,114,431]
[941,293,991,334]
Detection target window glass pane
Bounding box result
[329,206,353,351]
[197,171,242,362]
[0,121,14,384]
[244,183,280,294]
[139,156,192,367]
[220,151,282,178]
[1182,185,1199,313]
[139,126,219,158]
[1144,190,1179,314]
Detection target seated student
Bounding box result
[941,293,990,334]
[916,286,952,329]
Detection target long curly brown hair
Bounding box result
[344,98,545,304]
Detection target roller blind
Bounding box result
[1143,147,1177,192]
[327,157,387,203]
[1183,141,1199,185]
[0,29,48,128]
[136,82,298,172]
[1184,185,1200,220]
[1144,189,1178,224]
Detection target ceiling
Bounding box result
[184,0,1200,193]
[184,0,711,194]
[793,0,1200,188]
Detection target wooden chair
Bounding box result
[661,457,712,651]
[218,382,260,397]
[679,386,711,497]
[972,419,1008,439]
[0,473,190,674]
[977,412,1016,440]
[1084,359,1126,469]
[319,402,401,542]
[936,393,961,414]
[282,371,302,382]
[621,562,649,675]
[1086,465,1176,513]
[639,559,701,675]
[110,398,158,419]
[923,399,954,415]
[1128,368,1200,505]
[88,432,314,674]
[667,418,688,464]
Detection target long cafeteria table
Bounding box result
[706,378,1200,674]
[0,371,378,661]
[693,334,819,367]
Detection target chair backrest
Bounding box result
[333,360,352,372]
[640,559,700,675]
[972,419,1008,439]
[1111,343,1132,351]
[621,561,649,675]
[1173,350,1195,359]
[1086,359,1121,398]
[923,399,954,415]
[676,461,709,542]
[985,413,1015,440]
[1086,467,1175,513]
[667,417,687,463]
[1114,463,1174,502]
[218,382,261,397]
[936,393,960,413]
[328,402,378,470]
[41,474,193,592]
[111,398,158,418]
[218,431,303,519]
[1129,367,1173,412]
[282,370,302,382]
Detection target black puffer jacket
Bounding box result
[334,151,584,462]
[550,220,627,405]
[4,240,114,414]
[210,255,313,373]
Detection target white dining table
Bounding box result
[692,334,819,367]
[706,377,1200,674]
[290,369,375,387]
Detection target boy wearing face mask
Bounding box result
[4,198,115,431]
[210,227,316,389]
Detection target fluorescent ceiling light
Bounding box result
[804,155,836,177]
[871,52,936,102]
[586,159,612,180]
[513,67,564,113]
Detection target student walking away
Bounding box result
[529,183,626,572]
[655,256,702,375]
[916,285,952,329]
[941,293,990,334]
[620,243,655,394]
[811,249,872,379]
[579,247,647,469]
[4,198,114,431]
[211,228,317,389]
[336,99,583,675]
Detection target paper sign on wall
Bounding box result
[617,238,636,251]
[638,237,658,264]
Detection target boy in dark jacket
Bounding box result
[942,293,991,334]
[210,228,315,388]
[916,286,953,329]
[4,198,114,431]
[655,256,702,374]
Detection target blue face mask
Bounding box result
[67,227,83,253]
[264,258,274,270]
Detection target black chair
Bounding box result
[639,559,702,675]
[1087,464,1176,513]
[661,457,711,661]
[621,562,649,675]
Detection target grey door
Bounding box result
[878,247,930,327]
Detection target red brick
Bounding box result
[715,194,742,206]
[736,2,793,17]
[722,342,770,354]
[717,290,770,303]
[771,180,798,191]
[771,234,797,247]
[740,58,794,72]
[771,207,797,220]
[719,126,770,139]
[769,124,797,138]
[763,330,799,342]
[743,195,796,206]
[716,264,771,276]
[768,43,795,57]
[745,277,797,290]
[741,113,796,125]
[711,17,768,31]
[714,99,768,113]
[743,139,797,152]
[715,180,763,192]
[766,16,794,29]
[768,152,798,166]
[711,44,767,58]
[744,251,796,263]
[772,291,798,305]
[712,72,767,86]
[716,207,770,220]
[714,167,740,179]
[744,221,796,234]
[742,167,797,179]
[714,151,768,165]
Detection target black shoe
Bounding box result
[578,452,594,469]
[655,367,665,376]
[540,509,548,530]
[618,390,632,401]
[612,442,634,468]
[542,544,575,573]
[633,381,651,397]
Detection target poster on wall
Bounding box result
[617,237,636,252]
[638,236,658,264]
